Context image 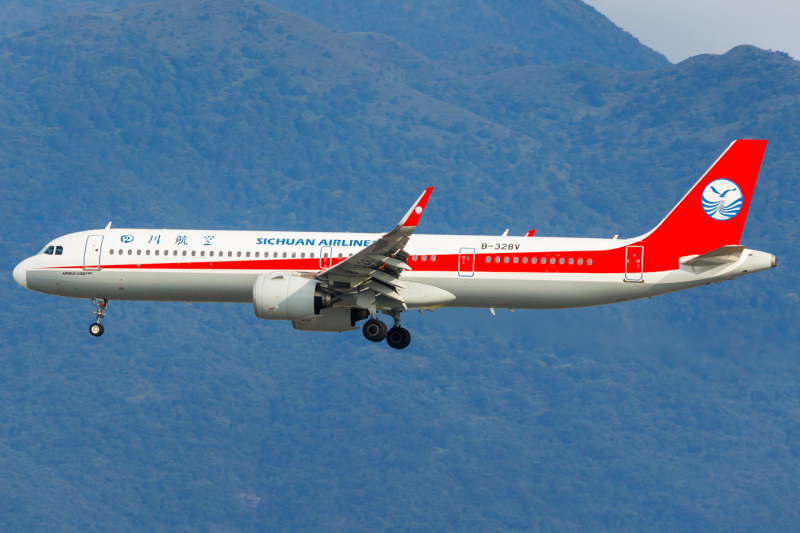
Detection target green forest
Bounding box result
[0,0,798,531]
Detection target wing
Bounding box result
[315,187,433,312]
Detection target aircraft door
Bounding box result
[625,246,643,281]
[319,246,332,269]
[458,248,475,277]
[84,235,104,270]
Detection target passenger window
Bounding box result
[200,251,205,257]
[513,257,518,263]
[503,257,509,263]
[109,249,114,255]
[173,250,178,256]
[550,258,555,264]
[282,252,287,258]
[119,249,123,255]
[568,258,573,265]
[209,251,214,257]
[422,255,427,261]
[495,256,500,263]
[182,250,187,256]
[485,256,491,263]
[338,253,343,259]
[301,252,305,258]
[191,251,195,257]
[523,257,528,264]
[246,252,250,257]
[128,249,132,255]
[412,255,417,261]
[578,258,583,265]
[228,251,232,257]
[588,259,593,265]
[137,250,141,255]
[310,253,315,258]
[155,250,160,256]
[431,255,436,261]
[274,252,278,258]
[559,258,564,265]
[292,252,296,258]
[237,251,241,257]
[531,257,537,264]
[146,250,150,255]
[44,246,54,255]
[254,252,259,258]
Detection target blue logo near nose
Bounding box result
[121,235,134,243]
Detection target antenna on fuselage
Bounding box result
[105,221,112,229]
[501,229,509,236]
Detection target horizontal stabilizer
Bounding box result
[680,245,745,272]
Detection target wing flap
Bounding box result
[315,188,433,312]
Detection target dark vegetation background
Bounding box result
[0,0,798,531]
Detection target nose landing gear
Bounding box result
[89,298,107,337]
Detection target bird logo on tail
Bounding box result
[702,179,743,220]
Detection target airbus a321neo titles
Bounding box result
[13,140,777,349]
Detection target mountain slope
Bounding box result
[0,0,139,36]
[0,1,798,531]
[268,0,669,70]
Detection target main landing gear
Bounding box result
[89,298,107,337]
[362,310,411,350]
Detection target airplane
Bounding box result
[13,140,776,349]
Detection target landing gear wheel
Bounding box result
[89,323,105,337]
[90,298,108,337]
[363,318,387,342]
[386,327,411,350]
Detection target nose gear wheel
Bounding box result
[90,298,107,337]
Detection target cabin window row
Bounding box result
[411,255,436,261]
[484,255,593,266]
[105,249,334,259]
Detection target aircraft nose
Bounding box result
[13,260,28,289]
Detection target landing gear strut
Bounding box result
[384,310,411,350]
[89,298,107,337]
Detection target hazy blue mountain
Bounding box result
[269,0,670,70]
[1,0,669,72]
[0,0,140,36]
[0,0,798,531]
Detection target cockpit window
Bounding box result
[43,246,55,255]
[55,246,63,255]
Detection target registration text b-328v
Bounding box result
[13,140,776,349]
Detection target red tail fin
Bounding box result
[640,140,767,264]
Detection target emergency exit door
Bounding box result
[319,246,332,269]
[458,248,475,277]
[84,235,104,270]
[625,246,643,281]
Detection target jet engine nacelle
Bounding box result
[253,272,333,320]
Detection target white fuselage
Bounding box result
[13,228,775,310]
